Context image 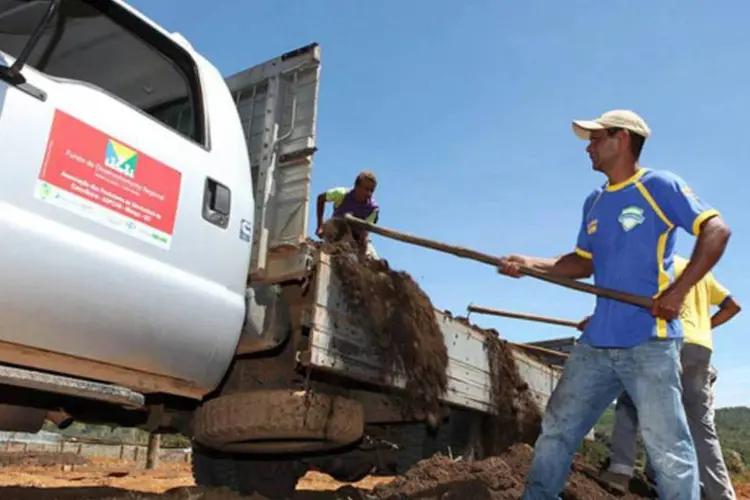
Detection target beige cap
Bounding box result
[572,109,651,140]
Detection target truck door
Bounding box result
[0,0,248,393]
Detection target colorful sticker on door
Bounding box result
[34,110,182,250]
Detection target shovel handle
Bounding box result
[467,304,582,329]
[342,214,654,310]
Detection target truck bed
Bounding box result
[305,251,562,414]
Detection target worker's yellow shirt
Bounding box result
[674,256,731,350]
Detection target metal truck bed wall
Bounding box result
[307,251,562,414]
[224,43,321,282]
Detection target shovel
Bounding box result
[466,304,582,359]
[342,214,654,310]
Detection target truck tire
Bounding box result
[191,443,237,487]
[192,389,364,453]
[191,443,307,499]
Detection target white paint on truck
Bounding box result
[0,0,252,397]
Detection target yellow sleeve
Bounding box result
[707,272,731,306]
[324,187,348,207]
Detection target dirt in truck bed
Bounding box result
[319,218,544,446]
[453,315,543,455]
[320,224,449,424]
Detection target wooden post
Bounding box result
[145,433,160,470]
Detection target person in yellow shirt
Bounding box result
[591,255,742,499]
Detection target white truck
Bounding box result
[0,0,563,497]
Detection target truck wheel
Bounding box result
[313,452,376,483]
[192,389,364,453]
[191,443,237,487]
[191,443,307,499]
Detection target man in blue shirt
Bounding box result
[497,109,732,500]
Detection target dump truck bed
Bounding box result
[305,251,562,414]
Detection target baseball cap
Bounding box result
[572,109,651,140]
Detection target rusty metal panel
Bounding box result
[307,252,561,415]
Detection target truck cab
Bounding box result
[0,1,563,497]
[0,0,254,402]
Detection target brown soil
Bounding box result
[453,315,543,456]
[0,453,747,499]
[319,218,543,447]
[365,443,657,500]
[320,219,448,424]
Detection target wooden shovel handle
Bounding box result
[342,214,654,310]
[467,304,581,329]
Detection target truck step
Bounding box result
[0,364,145,409]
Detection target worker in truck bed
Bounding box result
[497,109,732,500]
[589,254,741,499]
[315,170,380,259]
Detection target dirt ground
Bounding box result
[0,455,392,499]
[0,450,748,499]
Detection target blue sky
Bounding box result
[129,1,749,408]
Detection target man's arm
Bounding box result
[315,187,348,235]
[499,252,592,279]
[674,216,731,295]
[651,173,731,294]
[711,296,741,329]
[706,272,741,329]
[315,192,327,233]
[649,172,731,319]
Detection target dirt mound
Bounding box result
[0,451,87,467]
[366,443,656,500]
[452,316,543,455]
[320,220,448,424]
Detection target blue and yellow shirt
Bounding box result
[575,168,720,348]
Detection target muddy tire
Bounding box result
[193,389,365,453]
[191,443,307,499]
[191,443,238,488]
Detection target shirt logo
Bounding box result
[587,219,598,235]
[618,206,645,232]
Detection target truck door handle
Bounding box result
[202,177,231,229]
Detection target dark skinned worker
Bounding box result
[595,254,741,499]
[497,109,732,500]
[315,170,380,259]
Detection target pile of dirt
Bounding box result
[319,219,448,425]
[364,443,656,500]
[453,316,543,455]
[0,451,87,467]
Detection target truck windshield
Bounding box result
[0,0,203,144]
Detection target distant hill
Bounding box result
[591,405,750,470]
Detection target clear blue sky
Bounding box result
[129,0,749,408]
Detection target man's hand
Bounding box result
[652,283,688,320]
[315,226,324,238]
[497,255,531,278]
[577,315,591,332]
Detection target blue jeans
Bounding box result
[609,344,736,500]
[521,339,700,500]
